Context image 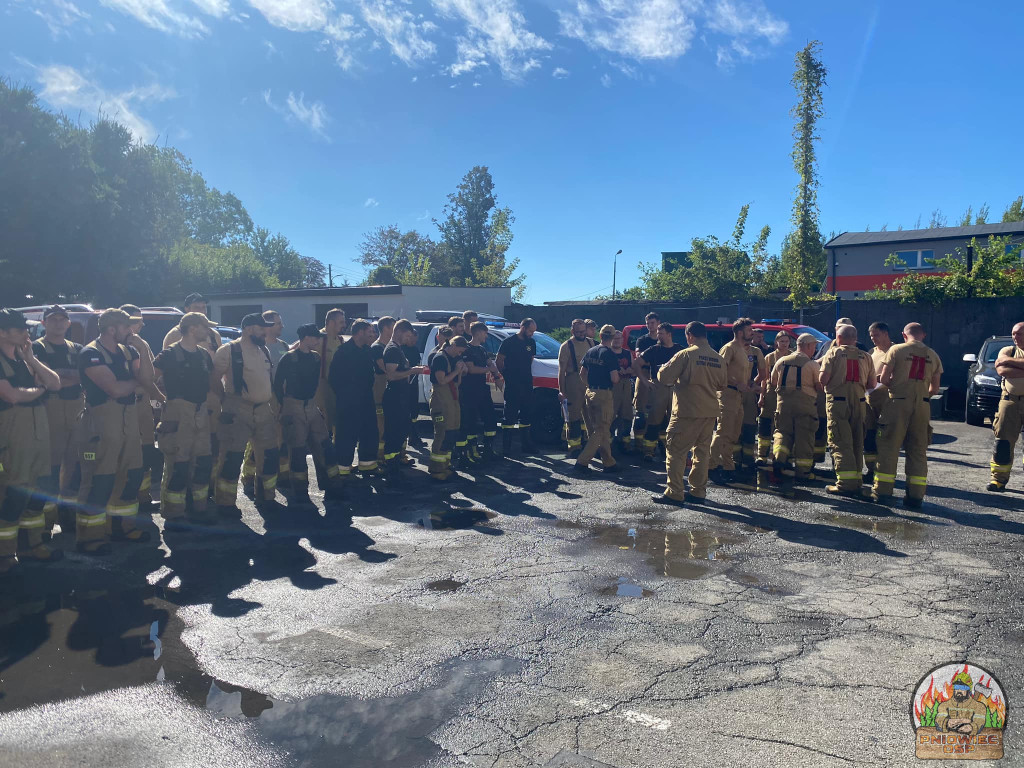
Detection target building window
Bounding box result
[893,249,935,270]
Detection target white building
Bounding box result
[205,285,512,340]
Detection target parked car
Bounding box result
[415,310,508,324]
[622,320,832,358]
[415,323,562,444]
[216,326,242,343]
[27,319,44,341]
[963,335,1011,426]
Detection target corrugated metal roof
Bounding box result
[825,221,1024,248]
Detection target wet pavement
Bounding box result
[2,420,1023,767]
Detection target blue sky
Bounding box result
[3,0,1022,303]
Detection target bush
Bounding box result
[548,327,571,342]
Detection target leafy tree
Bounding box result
[357,224,436,285]
[1004,196,1024,222]
[782,41,828,306]
[366,265,399,285]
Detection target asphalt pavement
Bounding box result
[1,419,1022,767]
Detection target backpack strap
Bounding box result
[568,340,580,373]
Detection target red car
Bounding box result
[622,320,831,358]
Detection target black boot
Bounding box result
[520,427,535,454]
[502,428,513,455]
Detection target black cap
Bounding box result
[0,309,30,330]
[43,304,70,320]
[184,293,207,307]
[241,313,275,328]
[297,323,323,339]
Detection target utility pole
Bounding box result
[612,249,622,299]
[328,264,334,288]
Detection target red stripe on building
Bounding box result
[827,272,946,292]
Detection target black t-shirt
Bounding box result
[614,350,633,380]
[383,341,411,395]
[635,334,658,354]
[273,349,321,402]
[79,342,139,406]
[0,350,42,411]
[430,351,455,386]
[33,338,83,398]
[497,333,535,387]
[461,344,489,391]
[402,344,421,367]
[154,344,211,405]
[582,345,618,390]
[329,339,374,398]
[369,340,387,377]
[639,343,684,379]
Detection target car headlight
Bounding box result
[974,374,998,387]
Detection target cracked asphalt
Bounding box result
[1,419,1022,767]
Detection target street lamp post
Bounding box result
[612,249,622,299]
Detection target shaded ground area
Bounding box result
[1,420,1022,767]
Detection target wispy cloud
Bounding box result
[27,0,90,36]
[600,72,612,87]
[247,0,331,31]
[263,89,330,139]
[364,197,380,208]
[552,66,569,78]
[32,63,175,143]
[559,0,698,61]
[98,0,213,37]
[360,0,437,65]
[432,0,551,79]
[706,0,786,44]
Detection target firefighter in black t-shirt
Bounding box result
[631,312,661,449]
[403,341,424,448]
[330,320,379,476]
[459,321,500,464]
[611,330,636,452]
[370,316,395,463]
[382,320,428,471]
[496,319,537,455]
[632,322,684,461]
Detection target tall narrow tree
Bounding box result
[782,41,828,306]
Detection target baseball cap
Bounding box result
[836,317,853,327]
[118,304,144,323]
[797,333,818,346]
[297,323,323,339]
[179,312,218,332]
[241,313,275,329]
[184,293,207,307]
[98,308,133,330]
[43,304,70,320]
[0,309,30,330]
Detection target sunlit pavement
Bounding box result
[1,420,1022,767]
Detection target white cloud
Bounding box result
[263,39,278,55]
[360,0,437,64]
[190,0,229,16]
[246,0,331,30]
[552,66,569,78]
[34,63,176,143]
[600,72,612,87]
[28,0,90,35]
[99,0,212,37]
[432,0,551,79]
[706,0,786,45]
[263,89,330,139]
[559,0,698,60]
[364,197,380,207]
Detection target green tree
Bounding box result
[1003,196,1024,222]
[357,224,436,284]
[782,41,828,306]
[366,265,399,285]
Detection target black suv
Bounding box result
[964,336,1011,426]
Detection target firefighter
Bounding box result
[461,310,478,341]
[315,308,346,439]
[864,321,894,481]
[756,332,791,467]
[212,313,278,514]
[572,325,620,474]
[448,316,466,340]
[382,320,427,471]
[329,319,379,476]
[770,333,822,496]
[153,312,219,528]
[634,322,684,461]
[750,328,772,357]
[428,337,468,480]
[274,323,343,504]
[459,321,498,464]
[121,305,166,508]
[652,322,727,505]
[76,309,150,553]
[740,337,766,472]
[989,322,1024,491]
[428,326,455,367]
[871,323,942,508]
[631,312,660,451]
[263,310,290,366]
[584,319,598,347]
[370,316,396,462]
[162,293,222,351]
[0,309,62,571]
[32,305,84,535]
[242,309,290,487]
[496,319,537,455]
[818,324,875,496]
[403,335,425,449]
[610,330,635,452]
[710,318,755,483]
[558,319,592,457]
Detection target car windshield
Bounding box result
[983,340,1011,364]
[792,326,830,342]
[531,332,560,359]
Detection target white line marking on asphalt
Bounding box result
[616,710,672,730]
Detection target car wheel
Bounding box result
[530,388,562,445]
[965,409,985,427]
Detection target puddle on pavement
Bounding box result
[417,508,498,531]
[0,581,520,766]
[426,579,465,592]
[817,513,927,542]
[599,577,654,598]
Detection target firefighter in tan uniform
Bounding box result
[740,342,766,471]
[0,309,62,572]
[610,331,636,452]
[864,321,893,481]
[32,305,84,534]
[370,316,395,462]
[989,322,1024,491]
[818,325,875,495]
[710,318,755,482]
[771,334,821,496]
[213,313,279,513]
[428,337,467,480]
[76,309,150,553]
[633,323,683,461]
[573,325,621,474]
[651,322,727,505]
[316,308,346,438]
[631,312,661,451]
[242,310,291,488]
[871,323,943,508]
[152,313,219,528]
[558,319,593,457]
[756,333,791,467]
[121,305,166,507]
